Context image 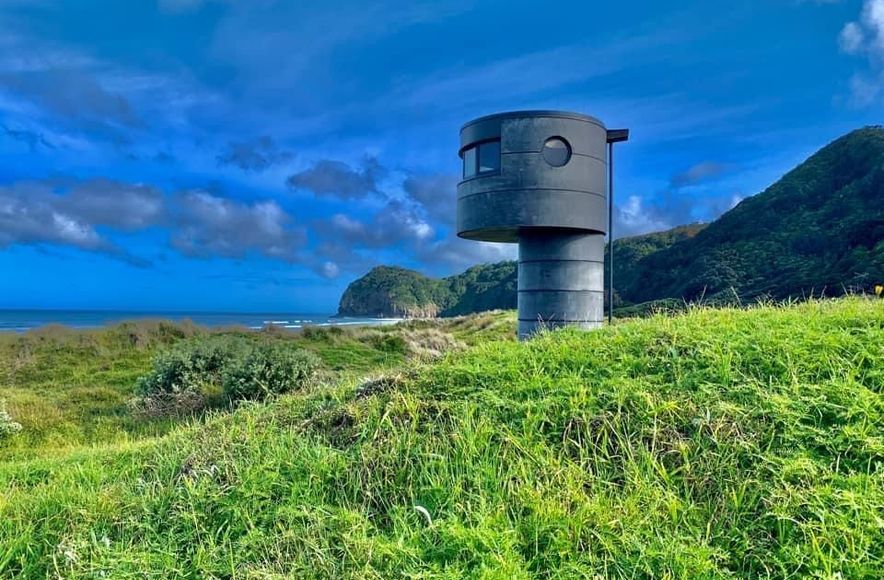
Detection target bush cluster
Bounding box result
[223,342,319,401]
[136,336,320,411]
[136,335,237,396]
[366,332,408,354]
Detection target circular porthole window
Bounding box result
[542,137,571,167]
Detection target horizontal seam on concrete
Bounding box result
[518,289,604,294]
[501,151,605,163]
[458,189,606,201]
[519,259,604,265]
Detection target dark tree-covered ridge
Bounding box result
[622,126,884,302]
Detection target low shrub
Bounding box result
[301,325,345,342]
[110,320,200,349]
[354,372,408,399]
[222,343,319,401]
[366,332,408,354]
[0,400,23,439]
[136,336,320,410]
[136,335,246,396]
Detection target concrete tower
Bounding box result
[456,110,620,339]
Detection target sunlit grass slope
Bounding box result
[0,312,514,461]
[1,299,881,577]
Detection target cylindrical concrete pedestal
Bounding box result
[517,230,605,338]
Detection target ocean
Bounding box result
[0,310,402,333]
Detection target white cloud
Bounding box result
[0,176,322,266]
[416,238,517,273]
[840,22,865,54]
[837,1,884,105]
[287,157,385,199]
[172,191,306,262]
[612,188,744,240]
[670,161,729,189]
[402,173,458,225]
[863,0,884,53]
[615,195,672,238]
[320,201,434,249]
[0,178,164,263]
[0,29,225,151]
[320,261,340,278]
[49,212,101,246]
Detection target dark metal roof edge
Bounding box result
[461,110,606,131]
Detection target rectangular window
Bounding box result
[478,140,501,174]
[462,139,501,179]
[463,146,477,179]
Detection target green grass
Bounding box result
[0,300,881,577]
[0,312,514,461]
[0,321,192,460]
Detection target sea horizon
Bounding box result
[0,308,403,333]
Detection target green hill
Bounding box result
[609,223,707,306]
[1,298,881,577]
[337,262,517,318]
[622,127,884,303]
[337,265,453,318]
[440,261,517,316]
[338,127,884,316]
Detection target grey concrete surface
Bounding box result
[456,111,611,339]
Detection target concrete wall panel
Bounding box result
[456,110,612,339]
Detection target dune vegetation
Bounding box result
[0,312,513,462]
[0,298,881,577]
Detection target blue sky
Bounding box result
[0,0,880,312]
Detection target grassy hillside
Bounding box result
[1,298,881,577]
[0,313,514,461]
[623,127,884,303]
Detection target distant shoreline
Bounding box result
[0,310,404,334]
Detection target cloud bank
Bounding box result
[287,157,386,199]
